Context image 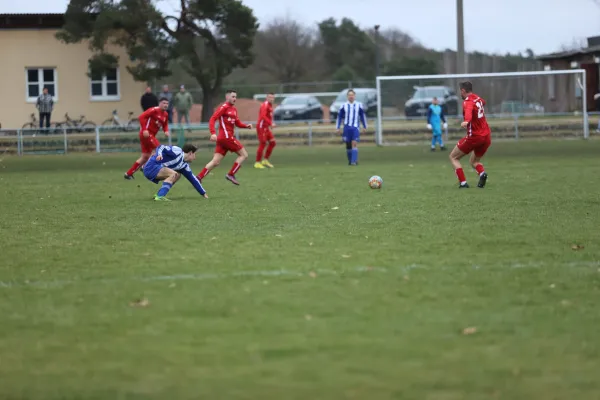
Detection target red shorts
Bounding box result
[139,132,160,154]
[257,127,274,143]
[215,138,243,155]
[457,134,491,158]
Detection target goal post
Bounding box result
[375,69,589,146]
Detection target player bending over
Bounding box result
[449,81,491,189]
[254,92,276,169]
[427,97,447,151]
[143,143,207,201]
[196,90,252,185]
[124,98,171,180]
[336,89,367,165]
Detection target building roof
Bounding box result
[537,36,600,61]
[0,13,65,29]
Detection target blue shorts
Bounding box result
[342,126,360,143]
[143,160,163,184]
[432,127,442,136]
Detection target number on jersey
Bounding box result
[475,100,484,118]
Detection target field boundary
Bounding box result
[2,261,598,290]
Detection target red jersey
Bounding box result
[209,102,249,139]
[462,93,491,137]
[139,107,169,137]
[257,100,273,129]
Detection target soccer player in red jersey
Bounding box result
[124,97,171,180]
[449,81,491,189]
[254,92,277,169]
[196,90,252,185]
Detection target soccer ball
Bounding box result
[369,175,383,189]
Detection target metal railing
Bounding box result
[0,112,597,156]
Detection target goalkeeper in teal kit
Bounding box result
[427,97,447,151]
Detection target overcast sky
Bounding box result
[3,0,600,54]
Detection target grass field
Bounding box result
[1,140,600,399]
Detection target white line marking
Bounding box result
[0,261,598,290]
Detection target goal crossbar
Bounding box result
[375,69,589,144]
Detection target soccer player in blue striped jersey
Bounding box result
[143,143,208,201]
[336,89,367,165]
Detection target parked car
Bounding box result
[273,95,324,121]
[329,88,378,122]
[404,86,459,117]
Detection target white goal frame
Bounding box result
[375,69,589,145]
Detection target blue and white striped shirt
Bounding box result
[151,145,206,195]
[336,101,367,130]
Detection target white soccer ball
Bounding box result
[368,175,383,189]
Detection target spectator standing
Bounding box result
[36,87,53,130]
[173,85,193,126]
[141,86,159,111]
[161,85,174,123]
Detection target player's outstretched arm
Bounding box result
[235,117,250,129]
[359,105,367,130]
[181,166,207,197]
[336,107,345,131]
[209,105,227,135]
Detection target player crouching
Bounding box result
[144,143,208,201]
[449,81,491,189]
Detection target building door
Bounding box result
[582,63,599,111]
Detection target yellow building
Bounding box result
[0,13,146,130]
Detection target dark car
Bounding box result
[329,88,378,122]
[273,95,324,121]
[404,86,459,117]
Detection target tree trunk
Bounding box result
[201,89,216,123]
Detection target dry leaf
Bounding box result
[309,271,317,278]
[168,283,176,288]
[403,275,410,281]
[549,283,556,288]
[561,300,571,306]
[304,314,312,321]
[309,242,313,246]
[211,236,217,240]
[129,298,150,308]
[571,244,584,250]
[275,234,282,237]
[462,327,477,335]
[331,206,339,210]
[342,254,351,258]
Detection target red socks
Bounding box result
[126,161,142,176]
[256,143,266,162]
[197,168,209,180]
[455,168,466,184]
[475,164,485,175]
[229,162,241,176]
[265,141,276,159]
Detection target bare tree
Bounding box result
[253,17,323,83]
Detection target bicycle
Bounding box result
[101,110,140,131]
[21,113,58,135]
[55,113,96,133]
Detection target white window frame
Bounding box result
[89,67,121,101]
[25,67,58,103]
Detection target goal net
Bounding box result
[375,70,590,145]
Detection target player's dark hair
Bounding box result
[159,97,169,102]
[347,89,355,95]
[459,81,473,93]
[226,89,237,95]
[182,144,198,153]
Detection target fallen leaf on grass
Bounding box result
[211,237,217,240]
[331,206,339,210]
[462,327,477,335]
[549,283,556,289]
[571,244,584,250]
[341,254,351,258]
[168,283,176,288]
[275,234,282,237]
[309,271,317,278]
[309,242,313,246]
[129,298,150,308]
[403,275,410,281]
[304,314,312,321]
[561,300,571,306]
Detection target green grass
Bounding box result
[1,140,600,399]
